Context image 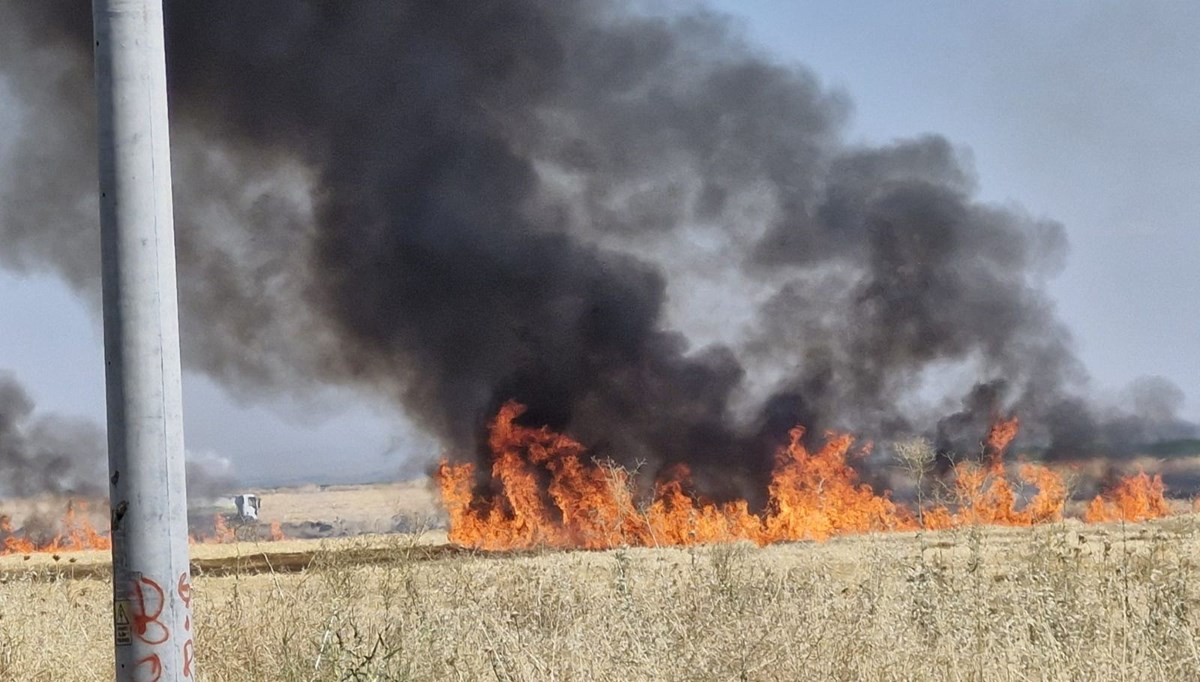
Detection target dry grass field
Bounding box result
[2,514,1199,681]
[252,481,440,531]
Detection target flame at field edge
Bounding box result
[0,508,289,557]
[437,402,1179,551]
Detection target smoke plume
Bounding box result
[0,371,235,499]
[0,372,105,496]
[0,2,1191,497]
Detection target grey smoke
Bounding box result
[0,2,1191,500]
[0,371,105,496]
[182,449,237,503]
[0,371,233,499]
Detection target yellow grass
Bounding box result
[2,516,1200,681]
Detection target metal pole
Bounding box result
[93,1,195,680]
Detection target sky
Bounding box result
[1,2,1197,485]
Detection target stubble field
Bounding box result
[1,485,1198,682]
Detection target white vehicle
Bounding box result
[233,494,261,521]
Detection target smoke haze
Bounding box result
[0,371,105,496]
[0,369,237,500]
[0,2,1191,497]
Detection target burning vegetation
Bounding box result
[0,3,1195,560]
[0,404,1184,558]
[1084,472,1171,524]
[0,507,286,556]
[1,2,1196,508]
[437,403,1176,551]
[0,501,110,555]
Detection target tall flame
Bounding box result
[919,420,1066,529]
[1083,472,1171,523]
[986,416,1020,455]
[437,403,1124,551]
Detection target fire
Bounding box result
[188,514,255,544]
[1,506,289,557]
[759,428,906,541]
[439,403,918,549]
[919,461,1066,529]
[438,403,1182,550]
[0,501,112,555]
[985,416,1020,454]
[212,513,235,542]
[437,402,647,549]
[921,422,1065,529]
[1084,471,1171,523]
[0,516,35,555]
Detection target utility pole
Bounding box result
[93,1,195,680]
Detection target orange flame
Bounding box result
[921,459,1066,529]
[760,427,906,541]
[439,403,918,549]
[1,515,36,555]
[212,514,235,543]
[0,501,112,555]
[1084,471,1171,523]
[986,416,1020,455]
[2,503,288,557]
[438,405,1178,550]
[189,514,239,544]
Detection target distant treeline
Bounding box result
[1142,439,1200,458]
[1002,439,1200,461]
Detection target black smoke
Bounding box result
[0,2,1191,497]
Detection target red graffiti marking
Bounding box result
[133,654,162,682]
[131,576,170,645]
[179,571,196,677]
[177,572,192,609]
[182,639,195,678]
